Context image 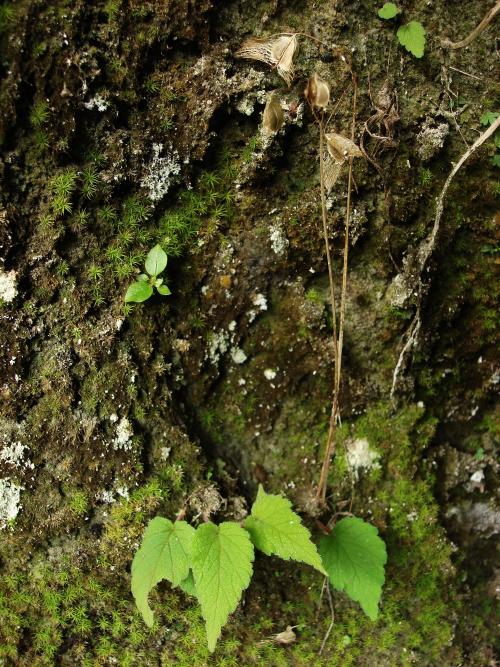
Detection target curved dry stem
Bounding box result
[441,1,500,49]
[390,115,500,398]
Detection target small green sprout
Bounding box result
[377,4,426,58]
[124,244,171,303]
[378,3,400,20]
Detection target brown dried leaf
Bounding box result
[236,34,298,86]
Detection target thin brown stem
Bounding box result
[315,78,358,505]
[336,80,357,391]
[315,395,339,504]
[319,115,339,367]
[315,111,342,506]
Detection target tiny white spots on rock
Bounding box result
[470,469,484,484]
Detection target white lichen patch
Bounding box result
[416,119,449,162]
[84,93,109,112]
[97,489,115,504]
[386,273,412,308]
[231,347,247,364]
[253,293,267,310]
[248,292,268,322]
[208,330,230,364]
[0,441,33,469]
[345,437,380,478]
[160,447,171,461]
[0,478,22,529]
[269,222,288,256]
[141,143,181,202]
[113,417,133,451]
[264,368,277,380]
[236,96,256,116]
[0,269,17,303]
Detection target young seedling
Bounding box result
[124,244,171,303]
[377,4,426,58]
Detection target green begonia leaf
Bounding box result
[177,571,197,597]
[191,522,254,652]
[378,3,400,19]
[244,485,326,575]
[397,21,426,58]
[319,517,387,620]
[131,517,195,627]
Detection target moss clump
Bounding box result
[68,490,89,517]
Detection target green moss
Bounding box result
[68,490,89,516]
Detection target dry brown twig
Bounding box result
[391,115,500,398]
[442,0,500,49]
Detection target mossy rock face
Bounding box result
[0,0,498,664]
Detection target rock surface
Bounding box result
[0,0,498,664]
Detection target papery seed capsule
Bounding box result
[262,93,284,134]
[325,133,363,160]
[304,73,330,109]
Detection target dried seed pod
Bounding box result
[236,34,298,86]
[325,133,363,161]
[304,73,330,109]
[323,134,362,193]
[262,93,284,134]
